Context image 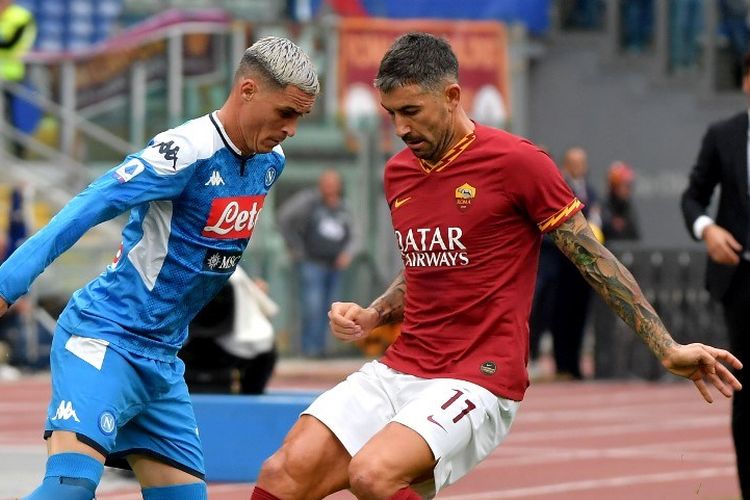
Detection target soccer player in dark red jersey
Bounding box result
[250,32,743,500]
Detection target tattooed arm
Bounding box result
[551,211,742,402]
[368,270,406,327]
[328,270,406,343]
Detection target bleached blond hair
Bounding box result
[236,36,319,95]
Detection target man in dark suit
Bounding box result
[681,51,750,497]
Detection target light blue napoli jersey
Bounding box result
[0,112,284,360]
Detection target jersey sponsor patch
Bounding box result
[202,196,265,239]
[264,167,277,188]
[203,249,242,273]
[114,161,145,183]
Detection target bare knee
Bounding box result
[257,447,304,496]
[349,454,405,500]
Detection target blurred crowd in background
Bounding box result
[0,0,746,388]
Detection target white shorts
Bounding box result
[302,360,520,497]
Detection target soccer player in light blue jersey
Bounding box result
[0,36,318,500]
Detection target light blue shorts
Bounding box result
[44,326,205,479]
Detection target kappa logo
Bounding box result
[205,170,225,187]
[151,140,180,169]
[50,400,80,422]
[394,196,413,209]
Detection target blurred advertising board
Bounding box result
[338,18,510,131]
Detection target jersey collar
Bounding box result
[417,131,476,173]
[210,111,254,160]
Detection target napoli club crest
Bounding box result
[264,167,277,188]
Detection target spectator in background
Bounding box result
[277,169,358,358]
[681,49,750,498]
[0,0,36,156]
[0,183,30,380]
[622,0,654,54]
[181,267,279,395]
[669,0,703,73]
[602,161,640,241]
[720,0,750,87]
[550,146,602,380]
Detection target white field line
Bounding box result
[478,444,734,468]
[522,383,700,408]
[505,415,728,443]
[439,466,736,499]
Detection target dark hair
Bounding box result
[374,32,458,93]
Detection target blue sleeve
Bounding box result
[0,131,198,304]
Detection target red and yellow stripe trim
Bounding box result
[418,132,476,173]
[537,198,583,232]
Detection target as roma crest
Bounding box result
[455,183,476,211]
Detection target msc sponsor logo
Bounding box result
[99,411,116,435]
[114,161,145,183]
[204,250,242,273]
[50,400,81,422]
[202,196,265,239]
[395,226,469,267]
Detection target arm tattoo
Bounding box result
[368,270,406,326]
[550,212,677,358]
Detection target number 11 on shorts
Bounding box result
[441,389,476,423]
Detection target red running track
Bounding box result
[0,375,739,499]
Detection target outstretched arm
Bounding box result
[328,270,406,343]
[550,211,742,402]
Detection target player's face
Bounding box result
[379,83,457,162]
[240,80,316,154]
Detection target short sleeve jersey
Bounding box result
[380,123,582,401]
[0,112,284,361]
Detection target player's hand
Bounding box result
[328,302,379,343]
[703,224,742,265]
[0,298,7,317]
[661,342,743,403]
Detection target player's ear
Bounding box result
[445,83,461,108]
[240,78,258,102]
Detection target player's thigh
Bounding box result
[46,430,106,463]
[392,379,520,496]
[127,454,203,488]
[45,329,146,457]
[112,370,205,483]
[350,420,436,487]
[259,414,351,492]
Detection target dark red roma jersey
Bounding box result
[380,123,582,401]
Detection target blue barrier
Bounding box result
[192,391,320,482]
